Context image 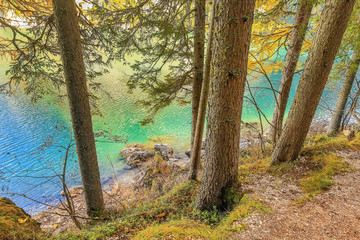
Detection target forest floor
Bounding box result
[232,149,360,240]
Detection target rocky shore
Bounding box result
[33,142,193,234]
[31,124,271,235]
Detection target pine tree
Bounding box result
[269,0,314,143]
[195,0,255,210]
[52,0,105,216]
[271,0,356,165]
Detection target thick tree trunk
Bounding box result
[271,0,356,165]
[52,0,105,216]
[269,0,313,143]
[327,52,360,135]
[189,1,215,180]
[195,0,255,210]
[190,0,206,149]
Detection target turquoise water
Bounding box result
[0,55,297,213]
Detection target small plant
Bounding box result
[199,206,219,224]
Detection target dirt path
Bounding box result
[232,150,360,240]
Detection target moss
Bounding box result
[133,219,212,240]
[299,153,350,195]
[0,197,44,240]
[55,224,117,240]
[238,147,271,183]
[309,134,330,144]
[223,187,244,209]
[215,195,270,238]
[303,133,360,155]
[267,161,295,175]
[133,195,269,240]
[268,133,356,205]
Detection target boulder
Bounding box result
[168,158,190,171]
[127,150,155,168]
[0,197,43,239]
[154,144,174,161]
[239,138,252,150]
[121,147,138,157]
[185,149,191,158]
[121,143,146,158]
[185,138,206,158]
[185,149,205,159]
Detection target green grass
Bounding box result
[133,194,269,240]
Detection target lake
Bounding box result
[0,54,297,214]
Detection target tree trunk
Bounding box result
[195,0,255,210]
[190,0,206,149]
[189,0,215,181]
[269,0,313,143]
[327,52,360,136]
[52,0,105,216]
[271,0,356,165]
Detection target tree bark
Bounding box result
[327,52,360,135]
[195,0,255,210]
[269,0,313,143]
[52,0,105,216]
[271,0,356,165]
[190,0,206,150]
[189,0,215,181]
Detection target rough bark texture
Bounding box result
[269,0,313,143]
[195,0,255,210]
[327,53,360,135]
[53,0,105,215]
[189,1,215,180]
[271,0,356,165]
[190,0,206,149]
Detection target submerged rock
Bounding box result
[127,150,155,168]
[154,144,174,161]
[0,197,43,239]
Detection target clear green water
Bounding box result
[0,49,290,213]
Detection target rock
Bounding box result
[240,138,252,150]
[0,197,43,239]
[185,149,205,159]
[154,144,174,161]
[121,147,143,158]
[127,150,155,168]
[185,149,191,158]
[168,158,190,171]
[121,143,146,158]
[185,139,206,158]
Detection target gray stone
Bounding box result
[185,149,191,158]
[154,144,174,161]
[127,150,154,168]
[121,147,138,157]
[168,157,190,171]
[185,149,205,159]
[239,138,252,150]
